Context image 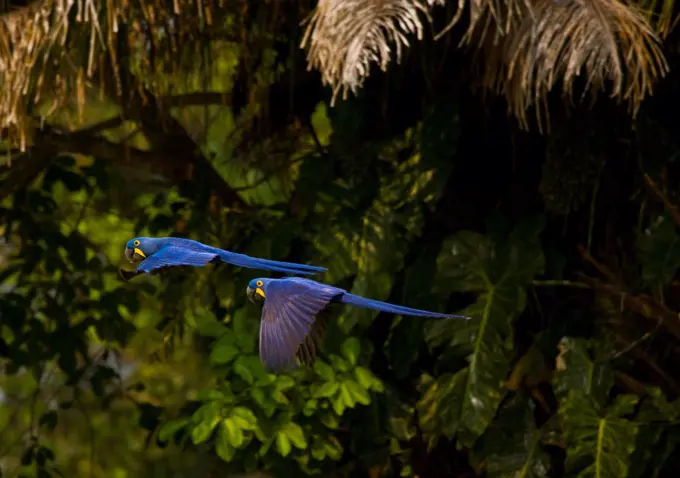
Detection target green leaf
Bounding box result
[354,366,382,391]
[303,399,318,416]
[330,355,350,372]
[419,217,545,448]
[194,310,228,338]
[476,394,550,478]
[233,359,255,384]
[339,381,356,409]
[191,417,220,445]
[210,339,239,365]
[343,380,371,406]
[275,375,296,391]
[323,436,343,460]
[157,418,190,443]
[250,388,275,416]
[638,214,680,287]
[559,390,638,478]
[216,425,236,462]
[314,360,335,381]
[229,406,258,431]
[341,337,361,365]
[554,337,614,409]
[190,402,222,444]
[320,410,340,429]
[330,391,346,415]
[195,388,226,402]
[312,382,339,398]
[282,422,307,449]
[311,438,328,460]
[276,431,292,457]
[630,388,680,478]
[221,418,245,448]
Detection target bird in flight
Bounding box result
[246,277,470,372]
[120,237,326,280]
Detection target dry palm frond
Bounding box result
[0,0,237,150]
[301,0,445,105]
[0,0,110,149]
[475,0,668,130]
[302,0,670,132]
[637,0,680,38]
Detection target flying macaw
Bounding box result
[120,237,327,280]
[246,277,470,371]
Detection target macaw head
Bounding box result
[246,278,269,305]
[124,237,159,263]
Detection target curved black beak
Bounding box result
[125,247,146,263]
[246,286,265,305]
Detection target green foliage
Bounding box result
[638,213,680,287]
[555,339,638,478]
[159,316,383,473]
[3,7,680,477]
[473,394,550,477]
[418,216,546,448]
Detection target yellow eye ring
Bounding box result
[256,280,263,287]
[133,240,140,247]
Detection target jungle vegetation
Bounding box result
[2,0,680,477]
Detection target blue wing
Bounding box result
[338,293,469,319]
[136,246,219,274]
[259,279,340,372]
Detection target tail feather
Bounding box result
[339,293,469,319]
[218,251,327,275]
[249,256,327,273]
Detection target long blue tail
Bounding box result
[219,251,327,275]
[338,293,469,319]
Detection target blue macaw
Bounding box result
[121,237,326,279]
[246,277,470,371]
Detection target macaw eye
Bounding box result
[256,280,263,287]
[133,240,140,247]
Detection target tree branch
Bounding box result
[577,273,680,342]
[77,116,125,135]
[93,31,248,211]
[160,92,230,108]
[643,172,680,227]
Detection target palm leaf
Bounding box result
[474,0,669,130]
[0,0,233,147]
[302,0,670,131]
[301,0,442,105]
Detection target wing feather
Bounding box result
[137,246,219,274]
[295,306,330,366]
[259,279,339,372]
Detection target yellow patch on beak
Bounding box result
[255,288,266,299]
[134,247,147,259]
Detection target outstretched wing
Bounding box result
[259,279,340,372]
[136,246,220,274]
[120,265,194,281]
[295,306,331,366]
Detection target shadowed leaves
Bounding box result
[474,393,551,477]
[417,216,545,449]
[555,338,639,478]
